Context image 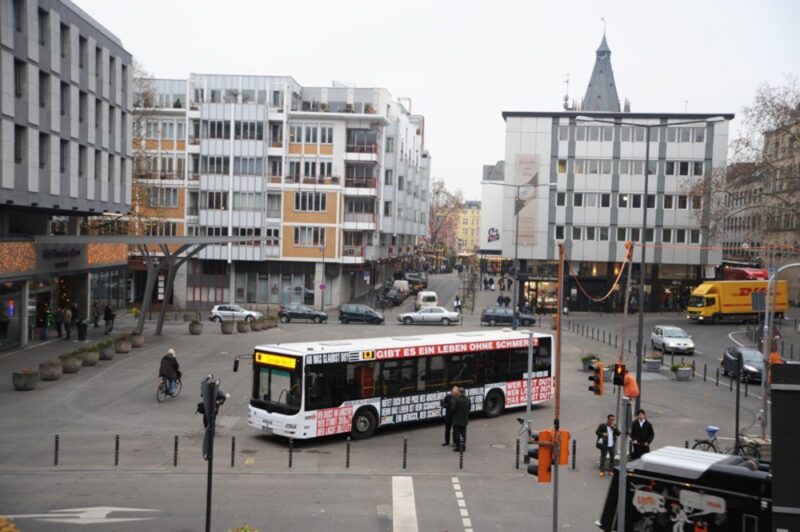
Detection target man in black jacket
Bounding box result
[441,390,456,446]
[451,386,470,452]
[595,414,620,477]
[159,348,181,396]
[630,409,655,460]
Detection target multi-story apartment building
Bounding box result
[131,75,430,310]
[455,200,480,254]
[0,0,131,349]
[483,34,733,312]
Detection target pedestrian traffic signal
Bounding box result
[527,428,555,482]
[613,363,626,386]
[588,362,604,396]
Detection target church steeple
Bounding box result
[582,33,620,112]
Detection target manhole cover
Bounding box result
[490,444,508,449]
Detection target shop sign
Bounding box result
[36,244,87,273]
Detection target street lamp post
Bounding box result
[485,181,556,330]
[577,115,724,412]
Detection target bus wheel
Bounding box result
[351,408,377,440]
[483,390,505,418]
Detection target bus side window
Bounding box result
[535,345,551,371]
[485,350,509,383]
[425,356,447,391]
[508,349,528,381]
[449,354,480,387]
[742,515,757,532]
[348,361,377,400]
[305,364,346,410]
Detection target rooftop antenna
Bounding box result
[562,73,571,110]
[601,13,607,35]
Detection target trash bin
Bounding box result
[77,320,88,341]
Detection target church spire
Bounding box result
[582,33,620,112]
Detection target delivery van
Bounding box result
[414,291,438,311]
[686,280,788,324]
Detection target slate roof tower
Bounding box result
[582,34,621,112]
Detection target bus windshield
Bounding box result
[253,363,302,415]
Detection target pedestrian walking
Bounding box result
[63,305,73,340]
[453,295,462,314]
[503,295,511,308]
[103,304,115,334]
[92,302,100,328]
[41,306,53,340]
[54,307,64,338]
[70,303,79,337]
[630,409,654,460]
[440,389,456,447]
[595,414,620,477]
[497,295,504,307]
[451,386,470,452]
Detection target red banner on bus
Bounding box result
[374,337,538,360]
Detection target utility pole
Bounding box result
[552,242,565,532]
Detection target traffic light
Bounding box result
[613,363,626,386]
[624,241,633,261]
[588,362,604,396]
[556,429,571,466]
[623,371,640,398]
[527,428,555,482]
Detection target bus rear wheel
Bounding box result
[351,408,377,440]
[483,390,505,418]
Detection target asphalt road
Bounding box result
[0,272,777,531]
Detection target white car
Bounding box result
[397,306,460,326]
[650,325,695,355]
[208,304,263,322]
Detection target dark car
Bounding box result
[480,306,536,327]
[278,303,328,324]
[338,304,385,325]
[721,346,764,383]
[405,273,428,291]
[384,288,404,306]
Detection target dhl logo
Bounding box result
[737,287,767,296]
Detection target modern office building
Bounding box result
[0,0,132,349]
[130,75,430,310]
[487,34,733,312]
[455,200,480,254]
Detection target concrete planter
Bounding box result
[189,322,203,335]
[249,320,262,332]
[12,371,39,391]
[674,367,692,381]
[115,339,132,353]
[644,358,662,372]
[39,361,63,381]
[236,321,249,333]
[61,357,83,373]
[220,321,235,334]
[99,346,115,361]
[82,350,100,367]
[130,333,145,348]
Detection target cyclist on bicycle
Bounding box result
[159,348,181,396]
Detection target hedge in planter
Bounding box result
[130,332,145,348]
[220,321,235,334]
[59,353,83,374]
[236,320,249,333]
[671,363,693,381]
[249,319,262,332]
[39,359,63,381]
[81,348,100,366]
[12,368,39,391]
[99,340,115,361]
[115,335,132,353]
[189,320,203,335]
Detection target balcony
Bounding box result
[346,144,378,154]
[266,209,281,219]
[344,212,375,223]
[343,245,364,257]
[286,176,341,186]
[344,178,377,194]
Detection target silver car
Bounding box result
[650,325,695,355]
[397,306,460,326]
[208,304,263,322]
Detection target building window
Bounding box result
[646,194,655,208]
[14,60,25,98]
[78,145,87,177]
[79,91,87,123]
[385,170,393,185]
[690,229,700,244]
[601,193,610,207]
[60,23,69,58]
[14,126,26,164]
[676,229,686,243]
[586,227,596,240]
[384,201,392,216]
[572,226,582,240]
[576,126,586,141]
[304,125,317,143]
[555,226,565,240]
[619,160,629,175]
[558,125,568,141]
[94,149,101,179]
[680,128,691,143]
[38,8,48,45]
[589,126,600,142]
[573,193,583,207]
[38,71,49,108]
[679,161,689,176]
[398,176,405,191]
[79,36,87,69]
[294,192,326,212]
[632,161,644,175]
[201,191,228,210]
[320,126,333,144]
[617,227,626,241]
[557,159,567,174]
[664,195,674,209]
[588,160,599,174]
[585,193,597,207]
[234,121,264,140]
[621,127,632,142]
[693,161,704,176]
[693,127,705,143]
[38,133,48,168]
[294,227,325,247]
[677,195,688,209]
[60,82,69,116]
[95,47,102,79]
[645,228,654,243]
[665,161,675,175]
[691,196,702,210]
[320,161,332,178]
[556,192,565,206]
[667,127,677,142]
[386,137,395,152]
[144,222,178,237]
[599,227,609,241]
[634,128,645,142]
[289,124,302,143]
[630,228,640,242]
[232,191,262,211]
[304,161,316,178]
[602,126,613,141]
[59,139,68,172]
[632,194,642,209]
[602,160,612,174]
[662,229,672,243]
[288,160,300,179]
[618,194,629,208]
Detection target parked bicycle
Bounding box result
[692,425,761,458]
[156,377,182,403]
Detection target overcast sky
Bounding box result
[76,0,800,200]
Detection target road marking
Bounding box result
[728,331,746,347]
[392,476,418,532]
[4,506,160,525]
[451,476,473,532]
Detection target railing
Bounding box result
[346,144,379,154]
[266,209,281,219]
[344,178,377,189]
[270,140,283,148]
[344,212,376,223]
[186,207,198,216]
[343,245,365,257]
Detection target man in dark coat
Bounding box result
[595,414,620,477]
[103,304,114,334]
[440,390,456,446]
[630,409,655,459]
[159,348,181,395]
[451,386,470,452]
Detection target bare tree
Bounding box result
[426,178,463,253]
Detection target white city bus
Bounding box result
[239,329,553,440]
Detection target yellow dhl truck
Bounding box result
[686,280,788,323]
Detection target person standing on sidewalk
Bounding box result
[104,304,115,334]
[595,414,620,477]
[451,386,470,452]
[92,302,100,328]
[54,307,64,338]
[440,389,456,447]
[630,409,654,460]
[63,305,73,340]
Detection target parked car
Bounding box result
[398,306,460,325]
[277,303,328,324]
[208,304,263,322]
[405,272,428,291]
[414,291,438,311]
[721,346,764,382]
[650,325,695,355]
[393,280,410,298]
[384,288,404,306]
[338,304,385,325]
[480,306,536,326]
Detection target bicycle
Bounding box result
[692,425,761,458]
[156,377,182,403]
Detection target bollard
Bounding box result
[692,361,696,379]
[114,434,120,466]
[615,334,618,348]
[745,380,748,398]
[515,438,520,470]
[231,436,236,468]
[602,331,606,344]
[715,368,719,387]
[174,435,179,467]
[54,434,59,467]
[288,438,294,468]
[571,439,577,471]
[346,437,351,469]
[628,339,631,353]
[459,449,464,470]
[703,364,707,382]
[402,437,408,470]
